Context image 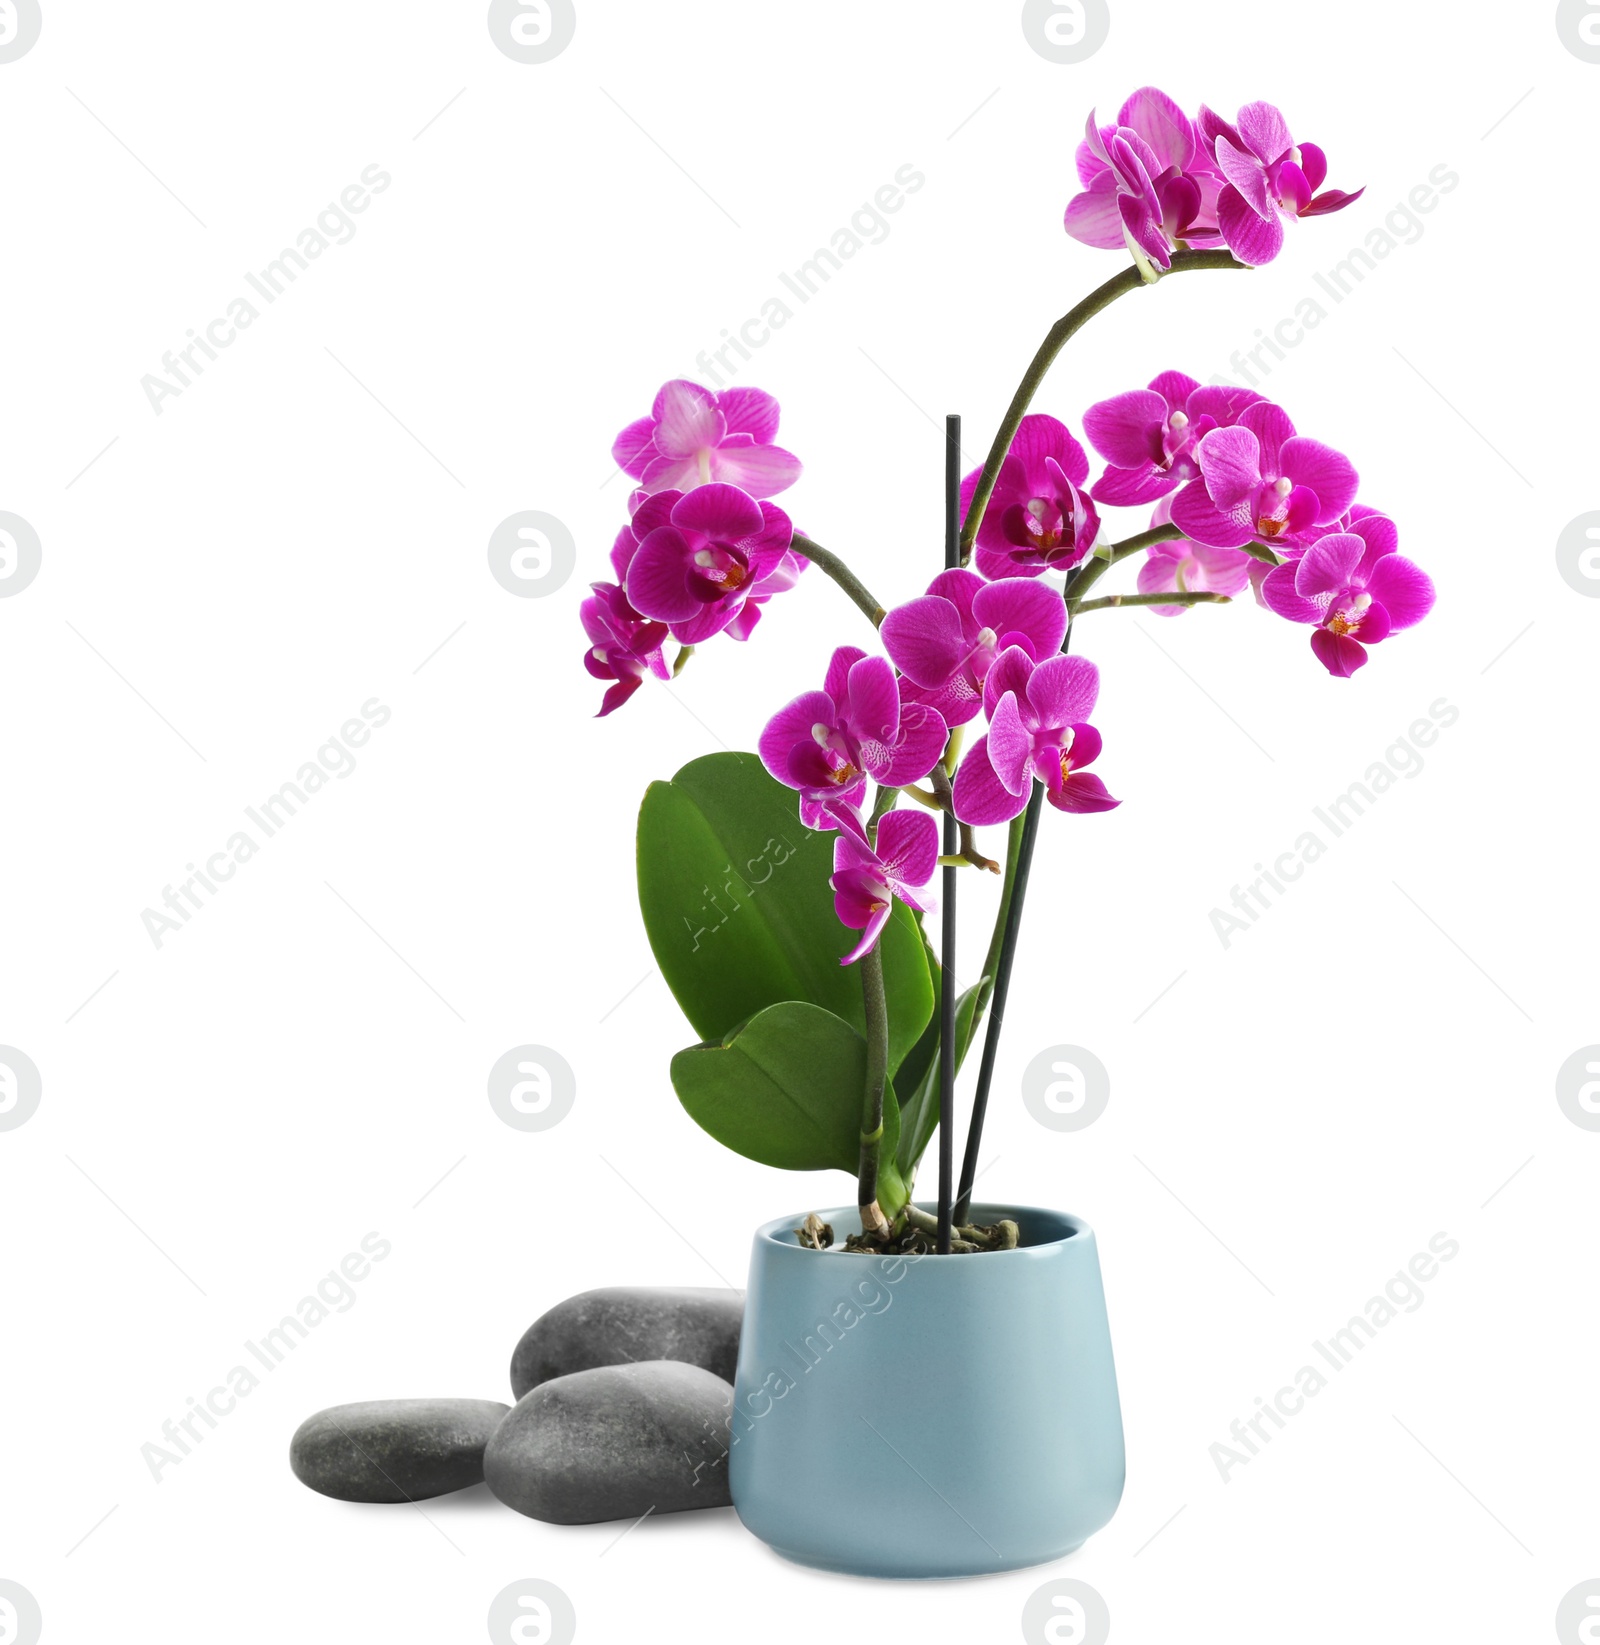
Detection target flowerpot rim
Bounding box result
[752,1200,1093,1257]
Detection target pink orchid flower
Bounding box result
[1244,501,1386,604]
[1085,372,1262,506]
[1198,102,1364,267]
[612,380,802,498]
[881,569,1068,728]
[1065,88,1223,273]
[1171,402,1358,553]
[580,582,670,717]
[951,649,1117,825]
[760,646,949,834]
[831,809,939,966]
[1260,515,1434,677]
[625,484,802,644]
[1137,495,1255,615]
[961,414,1101,580]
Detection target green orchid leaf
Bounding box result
[637,753,933,1073]
[670,1002,906,1215]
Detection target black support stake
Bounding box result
[937,413,961,1256]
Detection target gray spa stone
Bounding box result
[484,1360,733,1523]
[290,1398,510,1503]
[509,1285,744,1400]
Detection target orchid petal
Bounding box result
[986,693,1034,794]
[1236,101,1294,165]
[1119,86,1195,173]
[1186,384,1262,424]
[822,644,869,707]
[1053,770,1120,814]
[951,737,1030,827]
[715,387,780,444]
[1197,104,1243,153]
[983,645,1037,720]
[629,491,679,539]
[845,655,902,745]
[1194,426,1264,510]
[1280,438,1360,522]
[1067,723,1104,768]
[1352,601,1393,646]
[1084,390,1167,469]
[973,542,1046,581]
[876,809,939,890]
[1012,414,1089,490]
[1064,175,1126,250]
[1170,476,1255,548]
[1239,401,1297,467]
[1295,533,1367,597]
[758,690,837,784]
[1302,186,1364,217]
[711,442,802,498]
[1217,185,1285,265]
[924,566,983,624]
[670,482,765,541]
[1092,463,1175,507]
[1215,136,1274,217]
[1148,369,1202,408]
[667,602,741,645]
[876,702,949,788]
[1025,653,1100,730]
[1310,628,1368,677]
[598,676,643,717]
[900,670,983,730]
[1277,160,1313,215]
[972,577,1069,660]
[1259,562,1324,623]
[1363,555,1436,630]
[611,417,657,479]
[625,527,702,623]
[881,595,969,688]
[1348,510,1399,564]
[636,451,702,494]
[651,380,724,459]
[1118,194,1173,268]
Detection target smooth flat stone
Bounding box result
[509,1285,743,1400]
[290,1398,510,1503]
[484,1360,732,1523]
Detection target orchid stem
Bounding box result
[954,606,1075,1220]
[671,644,695,677]
[954,781,1044,1225]
[1065,524,1183,607]
[792,532,886,629]
[1075,590,1232,613]
[858,937,891,1239]
[959,250,1246,560]
[958,823,999,872]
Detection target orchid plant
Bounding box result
[581,89,1434,1253]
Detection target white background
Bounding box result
[3,1,1597,1641]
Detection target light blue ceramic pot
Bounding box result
[727,1201,1124,1579]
